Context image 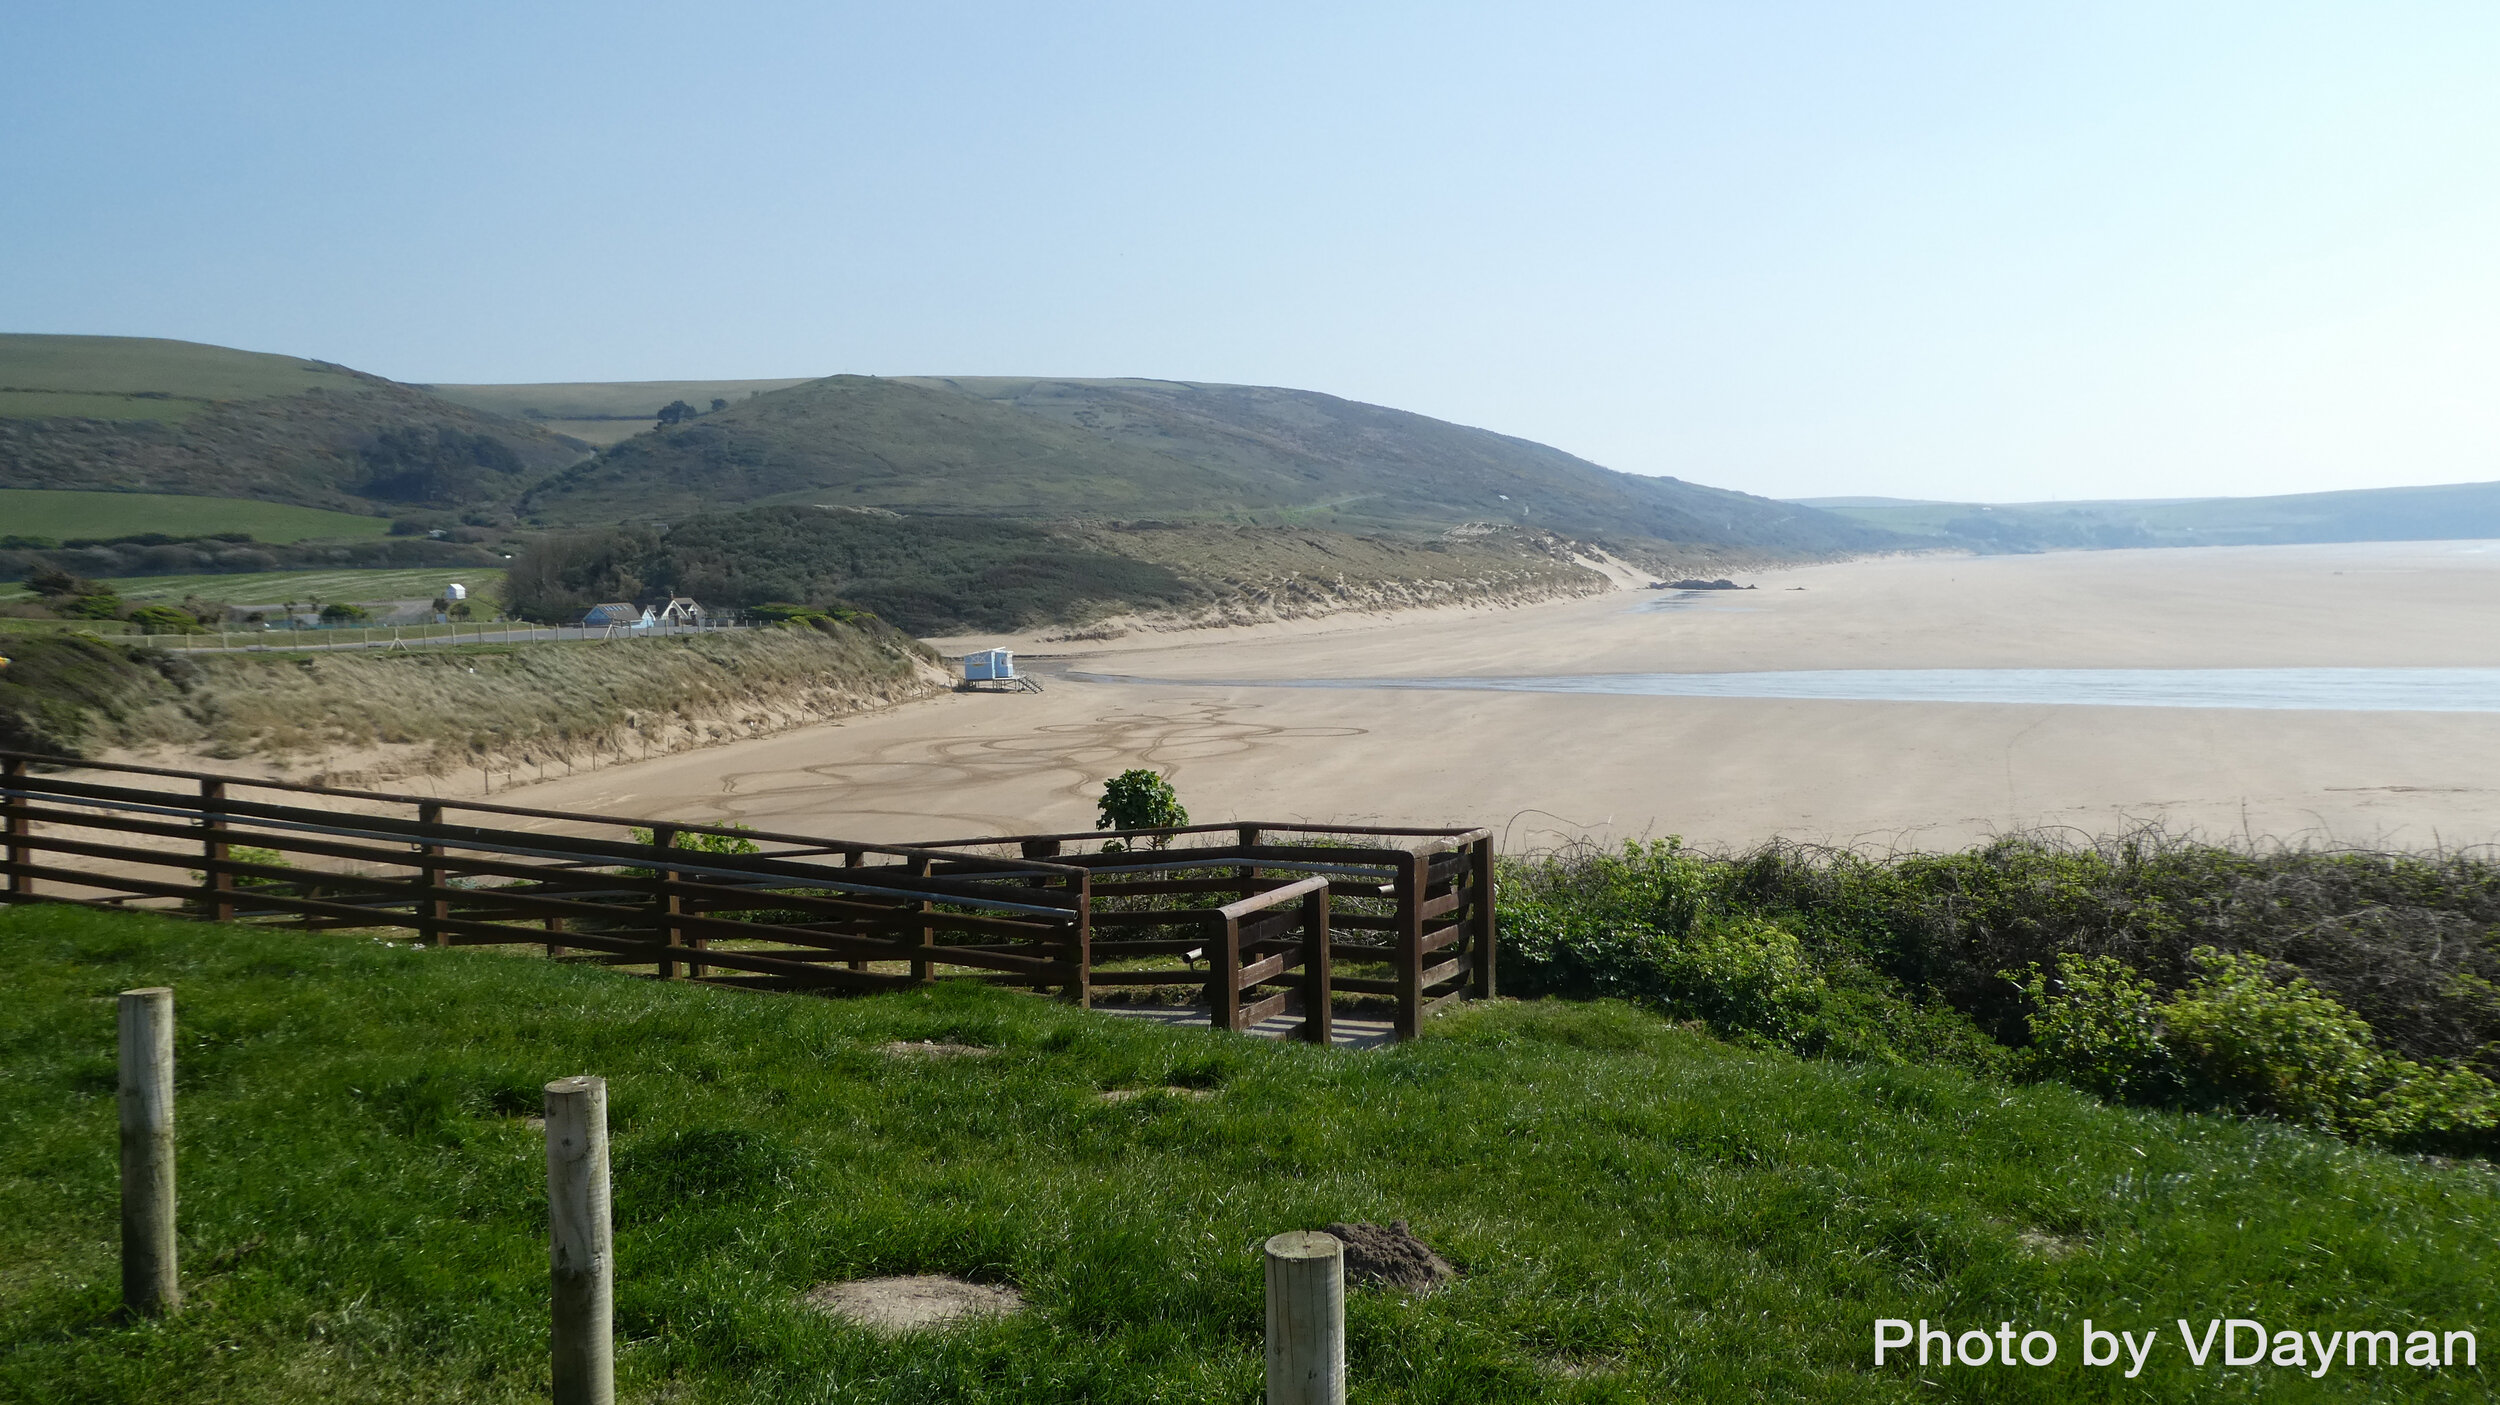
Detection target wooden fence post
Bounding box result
[1392,849,1425,1041]
[649,825,681,979]
[1470,836,1497,999]
[1299,882,1332,1045]
[844,850,867,972]
[414,801,448,946]
[1066,868,1092,1008]
[119,987,179,1318]
[545,1076,613,1405]
[200,779,233,922]
[4,755,31,899]
[1264,1231,1345,1405]
[1236,824,1262,904]
[908,856,934,984]
[1210,911,1243,1032]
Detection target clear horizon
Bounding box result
[6,2,2495,504]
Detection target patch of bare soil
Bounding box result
[1323,1219,1458,1293]
[1096,1086,1217,1103]
[802,1275,1024,1333]
[880,1039,993,1060]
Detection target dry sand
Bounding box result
[514,540,2500,853]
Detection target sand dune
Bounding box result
[516,540,2500,853]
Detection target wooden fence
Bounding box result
[0,752,1493,1040]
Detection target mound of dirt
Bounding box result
[802,1275,1023,1333]
[1323,1219,1457,1293]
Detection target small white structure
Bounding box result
[960,648,1042,693]
[656,597,704,626]
[444,583,468,602]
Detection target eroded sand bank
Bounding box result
[516,541,2500,853]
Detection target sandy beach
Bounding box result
[514,540,2500,853]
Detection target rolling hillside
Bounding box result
[1802,480,2500,552]
[521,373,1895,557]
[424,377,811,446]
[0,335,586,515]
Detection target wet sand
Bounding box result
[517,540,2500,853]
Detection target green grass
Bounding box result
[0,336,361,422]
[3,906,2492,1403]
[0,491,391,545]
[422,380,810,448]
[0,568,505,607]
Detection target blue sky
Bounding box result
[6,2,2495,502]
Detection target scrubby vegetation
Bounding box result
[4,904,2495,1402]
[503,506,1210,635]
[1498,832,2500,1153]
[0,623,941,784]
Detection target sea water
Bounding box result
[1069,667,2500,713]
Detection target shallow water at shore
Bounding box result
[1069,666,2500,712]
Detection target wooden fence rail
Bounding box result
[0,751,1492,1038]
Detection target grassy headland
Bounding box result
[0,622,943,788]
[0,335,583,516]
[3,905,2494,1403]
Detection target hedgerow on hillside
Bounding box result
[1497,831,2500,1153]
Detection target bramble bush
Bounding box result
[1500,834,2500,1151]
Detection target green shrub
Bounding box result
[2010,954,2176,1101]
[125,604,203,635]
[2165,947,2499,1142]
[1098,769,1187,841]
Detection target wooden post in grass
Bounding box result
[1264,1231,1344,1405]
[545,1076,613,1405]
[200,779,234,922]
[908,855,935,984]
[119,987,179,1318]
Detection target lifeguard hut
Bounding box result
[960,647,1041,693]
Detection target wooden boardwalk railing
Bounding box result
[0,752,1493,1039]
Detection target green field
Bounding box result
[0,490,391,544]
[0,566,503,607]
[0,335,363,423]
[2,905,2491,1403]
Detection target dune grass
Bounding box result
[0,491,391,546]
[1,905,2491,1403]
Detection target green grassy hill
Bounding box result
[1801,480,2500,552]
[0,335,586,515]
[424,378,812,447]
[3,906,2491,1403]
[520,374,1894,558]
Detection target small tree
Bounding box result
[656,399,697,425]
[709,397,728,413]
[1098,769,1188,847]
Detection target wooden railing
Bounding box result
[0,753,1493,1039]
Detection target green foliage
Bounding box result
[123,604,202,635]
[1506,834,2500,1150]
[2164,947,2500,1143]
[2010,954,2175,1101]
[315,601,369,623]
[1097,769,1187,840]
[628,824,762,857]
[503,506,1206,635]
[6,905,2499,1402]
